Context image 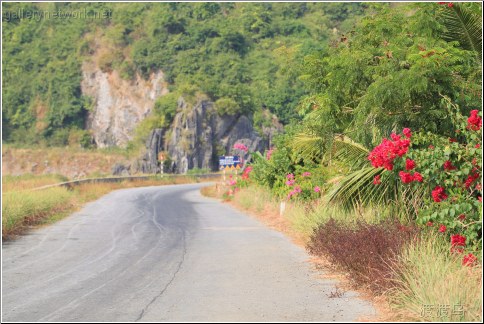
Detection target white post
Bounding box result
[280,201,286,217]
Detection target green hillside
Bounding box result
[2,2,365,146]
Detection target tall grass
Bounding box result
[391,233,482,322]
[231,185,279,213]
[2,174,68,192]
[2,188,74,237]
[285,201,395,239]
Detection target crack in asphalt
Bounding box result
[134,229,187,322]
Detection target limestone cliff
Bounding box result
[81,62,169,147]
[137,98,281,174]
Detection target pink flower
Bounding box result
[285,179,295,186]
[286,173,295,180]
[402,128,412,138]
[438,225,446,233]
[314,186,321,193]
[302,172,311,177]
[233,143,249,153]
[405,159,416,170]
[229,179,237,186]
[266,148,274,160]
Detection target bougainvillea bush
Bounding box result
[369,100,481,256]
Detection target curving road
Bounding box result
[2,183,375,322]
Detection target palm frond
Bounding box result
[329,136,369,170]
[326,167,397,210]
[441,3,482,57]
[289,133,324,160]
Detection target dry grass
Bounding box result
[2,146,131,178]
[2,174,68,192]
[390,233,482,322]
[2,187,75,238]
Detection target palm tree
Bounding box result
[440,2,482,59]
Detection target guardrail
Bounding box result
[32,173,222,191]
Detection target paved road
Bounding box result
[2,183,375,322]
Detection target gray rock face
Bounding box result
[137,129,165,174]
[138,98,272,174]
[81,62,169,148]
[112,163,131,176]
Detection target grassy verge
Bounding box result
[391,233,482,322]
[201,184,482,322]
[2,175,217,240]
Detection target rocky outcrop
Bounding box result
[137,129,165,174]
[81,62,169,148]
[137,98,278,174]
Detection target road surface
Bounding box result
[2,183,375,322]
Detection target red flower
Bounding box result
[438,2,454,8]
[462,253,477,267]
[449,138,458,143]
[476,144,481,149]
[467,110,482,131]
[432,186,448,202]
[241,166,253,180]
[399,171,414,184]
[438,225,446,233]
[429,145,435,150]
[373,175,381,185]
[390,133,401,141]
[443,160,457,171]
[458,214,466,221]
[405,159,416,170]
[451,234,466,247]
[464,172,480,188]
[402,128,412,138]
[413,172,423,182]
[368,133,410,170]
[479,196,482,203]
[427,221,434,226]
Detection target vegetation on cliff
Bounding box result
[2,2,365,146]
